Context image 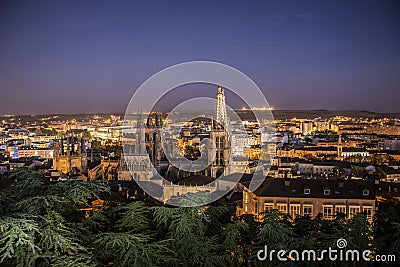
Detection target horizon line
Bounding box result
[2,108,400,118]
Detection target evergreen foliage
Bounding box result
[0,169,399,266]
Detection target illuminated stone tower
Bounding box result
[337,134,343,159]
[210,86,231,178]
[53,136,87,174]
[135,112,146,154]
[119,112,153,181]
[215,86,229,130]
[145,112,163,169]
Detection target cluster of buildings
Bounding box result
[0,114,123,176]
[1,86,400,222]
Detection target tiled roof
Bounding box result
[243,178,375,200]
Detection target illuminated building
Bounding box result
[53,136,88,174]
[209,86,231,178]
[119,112,154,181]
[238,178,376,223]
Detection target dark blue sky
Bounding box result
[1,0,399,115]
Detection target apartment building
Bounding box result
[237,177,376,222]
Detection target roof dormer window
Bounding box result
[304,188,310,195]
[324,189,330,196]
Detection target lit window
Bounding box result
[277,204,287,213]
[348,206,361,219]
[244,192,249,204]
[264,203,274,211]
[323,205,334,220]
[289,204,301,219]
[363,206,373,221]
[335,205,346,215]
[303,205,313,217]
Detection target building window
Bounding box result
[324,189,330,196]
[244,192,249,204]
[277,204,287,214]
[264,203,274,211]
[349,206,361,219]
[303,205,313,217]
[363,206,373,221]
[304,188,310,195]
[323,205,334,220]
[363,189,369,196]
[289,204,301,219]
[335,205,346,215]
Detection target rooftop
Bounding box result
[243,177,375,200]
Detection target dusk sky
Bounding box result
[0,0,399,115]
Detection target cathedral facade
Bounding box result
[53,136,88,175]
[119,112,163,181]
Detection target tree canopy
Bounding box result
[0,169,399,266]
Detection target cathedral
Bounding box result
[53,136,88,175]
[118,112,157,181]
[119,85,232,183]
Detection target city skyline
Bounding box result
[1,52,400,265]
[1,0,399,115]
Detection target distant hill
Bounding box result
[1,110,399,123]
[235,109,400,121]
[271,109,400,120]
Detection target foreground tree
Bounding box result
[0,169,168,267]
[152,193,226,266]
[1,169,400,266]
[0,168,104,266]
[93,202,172,267]
[374,198,400,261]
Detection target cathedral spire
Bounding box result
[210,85,231,178]
[215,85,229,131]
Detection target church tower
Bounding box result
[215,86,229,129]
[119,112,153,181]
[135,112,146,154]
[337,134,343,159]
[210,86,231,178]
[53,136,87,174]
[145,112,163,169]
